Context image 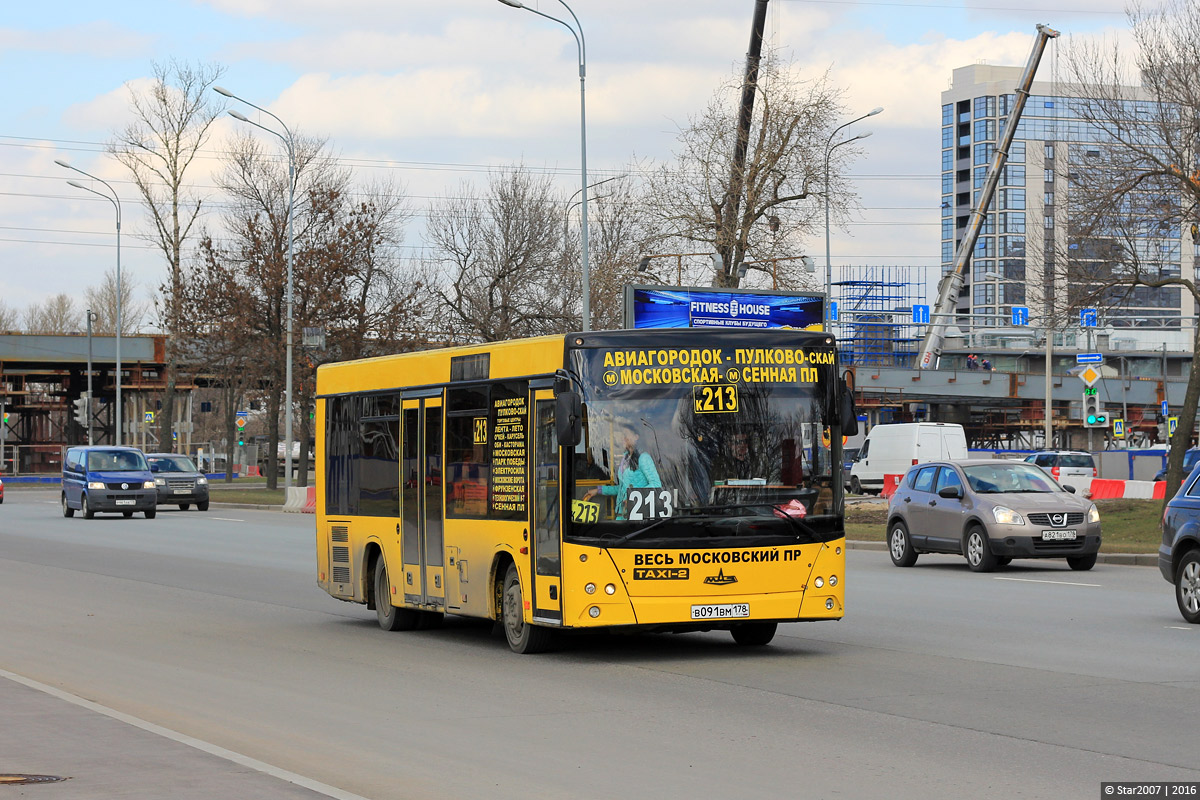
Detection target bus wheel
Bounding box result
[374,557,420,632]
[502,563,552,654]
[730,622,777,646]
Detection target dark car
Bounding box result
[62,446,157,519]
[1153,448,1200,483]
[146,453,210,511]
[1158,462,1200,623]
[886,459,1102,572]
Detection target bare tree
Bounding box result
[427,166,575,341]
[1063,0,1200,496]
[24,294,81,334]
[0,300,18,332]
[110,59,225,451]
[84,267,146,334]
[645,56,850,288]
[575,175,659,330]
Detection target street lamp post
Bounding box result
[498,0,591,331]
[57,160,123,446]
[86,309,97,446]
[823,107,882,327]
[563,173,627,253]
[214,86,297,488]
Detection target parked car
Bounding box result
[842,447,861,489]
[62,446,157,519]
[849,422,967,495]
[1023,450,1097,483]
[1153,448,1200,483]
[886,459,1101,572]
[146,453,210,511]
[1158,461,1200,623]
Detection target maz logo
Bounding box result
[703,569,737,585]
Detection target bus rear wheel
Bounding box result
[731,622,777,646]
[502,563,552,654]
[374,557,421,631]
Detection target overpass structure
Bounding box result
[0,333,196,473]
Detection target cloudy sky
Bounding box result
[2,0,1132,325]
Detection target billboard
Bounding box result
[623,285,825,331]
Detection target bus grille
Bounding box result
[331,526,349,542]
[332,546,350,563]
[332,566,351,583]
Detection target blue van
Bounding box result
[62,446,157,519]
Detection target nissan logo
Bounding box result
[1051,513,1065,526]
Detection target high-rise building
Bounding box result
[940,64,1194,349]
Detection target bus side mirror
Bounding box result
[556,392,582,447]
[839,378,859,437]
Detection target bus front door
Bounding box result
[401,397,445,609]
[530,389,562,625]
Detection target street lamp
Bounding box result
[824,107,882,327]
[214,85,297,488]
[637,253,714,286]
[564,173,627,251]
[56,159,123,446]
[498,0,592,331]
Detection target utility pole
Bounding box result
[719,0,769,287]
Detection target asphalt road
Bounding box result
[1,486,1197,800]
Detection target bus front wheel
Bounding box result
[374,557,421,631]
[731,622,777,646]
[502,563,552,654]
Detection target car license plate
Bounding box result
[173,489,189,494]
[115,499,136,506]
[1041,529,1077,541]
[690,603,749,620]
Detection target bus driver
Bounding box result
[582,425,661,519]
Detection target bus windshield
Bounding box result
[564,333,841,546]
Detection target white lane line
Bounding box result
[1165,626,1193,631]
[994,576,1101,587]
[0,667,372,800]
[210,517,245,522]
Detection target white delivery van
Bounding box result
[848,422,968,494]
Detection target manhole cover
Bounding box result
[0,774,69,785]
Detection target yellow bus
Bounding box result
[315,328,857,653]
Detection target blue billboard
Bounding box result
[623,285,825,330]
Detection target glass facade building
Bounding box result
[940,65,1194,338]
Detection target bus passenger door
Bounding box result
[531,389,562,625]
[401,398,445,609]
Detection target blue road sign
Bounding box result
[1113,419,1125,439]
[236,410,249,418]
[1076,353,1104,364]
[1080,308,1098,327]
[1011,306,1029,326]
[1162,400,1169,417]
[913,304,930,324]
[830,301,838,322]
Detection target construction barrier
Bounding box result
[283,487,307,512]
[881,474,903,499]
[303,486,316,514]
[1070,476,1165,500]
[245,465,261,477]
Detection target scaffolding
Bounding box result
[833,265,924,367]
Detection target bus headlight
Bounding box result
[814,576,824,589]
[588,606,601,618]
[584,583,596,594]
[829,575,837,587]
[604,584,616,595]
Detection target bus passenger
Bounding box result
[582,426,661,519]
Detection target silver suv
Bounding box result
[1023,450,1097,483]
[887,459,1102,572]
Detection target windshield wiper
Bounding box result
[678,502,821,539]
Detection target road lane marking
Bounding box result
[211,517,245,522]
[994,577,1101,587]
[1165,626,1192,631]
[0,667,371,800]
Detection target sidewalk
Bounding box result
[0,670,360,799]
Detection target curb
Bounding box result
[208,503,283,511]
[845,540,1157,566]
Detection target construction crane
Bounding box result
[916,23,1060,370]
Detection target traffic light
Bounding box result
[236,416,246,447]
[1082,390,1107,428]
[72,396,89,427]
